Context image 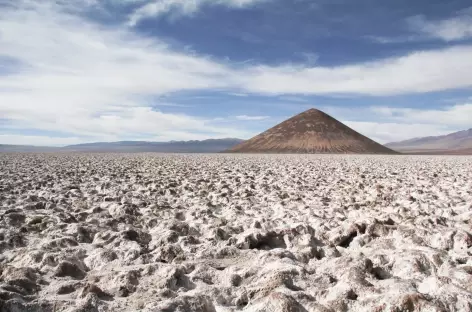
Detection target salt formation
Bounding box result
[0,153,471,311]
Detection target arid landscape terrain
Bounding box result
[1,153,472,311]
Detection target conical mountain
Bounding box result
[227,108,396,154]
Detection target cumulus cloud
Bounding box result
[408,9,472,41]
[128,0,265,26]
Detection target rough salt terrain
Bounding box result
[1,153,472,312]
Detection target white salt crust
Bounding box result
[0,153,471,311]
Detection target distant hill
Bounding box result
[0,145,60,152]
[386,128,472,154]
[0,138,244,153]
[227,108,396,154]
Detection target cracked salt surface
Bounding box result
[0,153,471,311]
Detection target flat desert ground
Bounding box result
[1,153,472,312]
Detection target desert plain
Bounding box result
[1,153,472,312]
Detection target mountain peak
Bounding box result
[227,109,395,154]
[304,108,322,113]
[300,108,327,116]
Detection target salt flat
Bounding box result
[1,153,472,312]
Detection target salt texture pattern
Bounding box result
[1,153,472,311]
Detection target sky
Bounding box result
[0,0,471,146]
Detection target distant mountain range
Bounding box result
[228,108,396,154]
[3,125,471,155]
[386,128,472,155]
[0,138,244,153]
[0,145,60,153]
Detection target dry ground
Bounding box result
[1,153,472,312]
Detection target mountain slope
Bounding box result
[227,108,396,154]
[386,129,472,154]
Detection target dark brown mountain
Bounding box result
[227,108,396,154]
[386,128,472,154]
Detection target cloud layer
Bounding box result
[336,103,472,143]
[128,0,265,26]
[1,0,471,145]
[238,46,472,95]
[409,8,472,41]
[0,0,249,144]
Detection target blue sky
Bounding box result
[0,0,471,146]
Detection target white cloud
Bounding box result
[228,92,249,97]
[343,121,453,144]
[235,115,269,120]
[370,103,472,128]
[1,0,472,145]
[0,0,252,145]
[366,35,420,44]
[128,0,265,26]
[238,45,472,96]
[408,11,472,41]
[332,103,472,143]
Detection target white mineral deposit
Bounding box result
[1,153,471,311]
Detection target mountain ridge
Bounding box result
[0,138,244,153]
[386,128,472,154]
